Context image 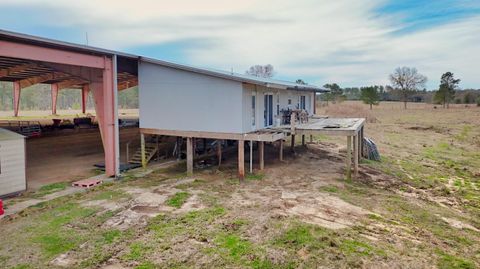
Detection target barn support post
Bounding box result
[81,84,89,114]
[51,83,58,115]
[13,82,21,117]
[310,135,313,143]
[238,140,245,181]
[259,141,264,171]
[186,137,193,176]
[346,136,352,180]
[302,135,305,146]
[90,56,118,177]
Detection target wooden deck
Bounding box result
[270,117,366,180]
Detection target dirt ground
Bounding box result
[0,101,479,269]
[26,127,140,190]
[0,109,140,190]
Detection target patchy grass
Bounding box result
[437,251,476,269]
[91,189,128,201]
[246,173,265,181]
[33,182,68,198]
[175,179,206,189]
[29,202,97,258]
[102,229,122,244]
[319,185,339,193]
[165,192,191,208]
[123,242,151,261]
[1,102,480,268]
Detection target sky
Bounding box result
[1,0,479,89]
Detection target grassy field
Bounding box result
[0,101,479,269]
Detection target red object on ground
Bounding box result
[72,178,103,188]
[0,199,4,216]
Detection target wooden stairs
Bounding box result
[129,142,158,165]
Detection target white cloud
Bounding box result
[1,0,479,88]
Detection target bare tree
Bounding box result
[389,67,427,109]
[245,64,275,78]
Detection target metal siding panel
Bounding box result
[0,138,26,196]
[139,62,244,133]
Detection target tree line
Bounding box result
[320,67,480,109]
[0,82,139,111]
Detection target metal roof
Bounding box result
[0,29,326,92]
[142,57,327,92]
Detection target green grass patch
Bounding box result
[166,192,191,208]
[27,202,98,258]
[123,242,151,261]
[319,185,339,193]
[437,251,475,269]
[215,234,255,261]
[274,222,331,251]
[339,239,378,257]
[211,232,278,268]
[33,182,68,197]
[102,229,122,244]
[246,173,264,181]
[148,207,226,239]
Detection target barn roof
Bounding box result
[0,29,326,92]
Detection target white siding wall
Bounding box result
[242,84,315,132]
[139,61,245,133]
[0,138,26,197]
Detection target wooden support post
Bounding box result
[203,138,207,154]
[259,141,264,171]
[302,134,305,146]
[156,135,160,161]
[291,135,295,151]
[126,141,130,163]
[249,141,253,174]
[238,140,245,181]
[192,138,196,156]
[141,133,146,169]
[217,140,222,167]
[360,126,364,159]
[346,136,352,180]
[187,137,193,176]
[310,134,313,143]
[354,134,359,178]
[81,84,89,114]
[13,82,20,117]
[279,139,284,161]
